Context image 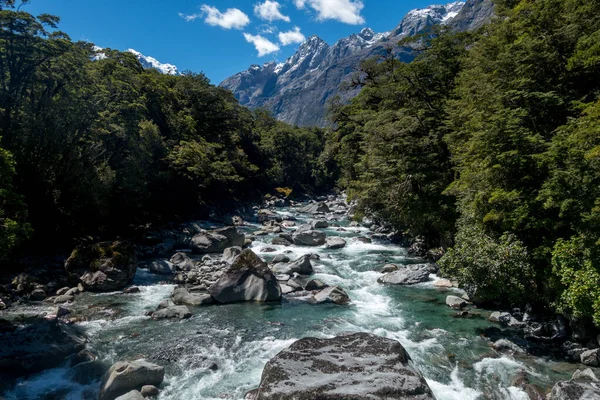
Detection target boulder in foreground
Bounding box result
[549,368,600,400]
[252,332,435,400]
[209,249,281,304]
[98,359,164,400]
[65,241,137,292]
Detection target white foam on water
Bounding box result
[427,366,482,400]
[3,365,98,400]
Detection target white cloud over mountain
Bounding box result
[243,33,280,56]
[180,5,250,30]
[279,26,305,45]
[294,0,365,25]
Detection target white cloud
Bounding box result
[294,0,365,25]
[254,0,290,22]
[179,5,250,30]
[259,24,278,34]
[279,26,306,45]
[243,33,280,56]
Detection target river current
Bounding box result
[2,203,586,400]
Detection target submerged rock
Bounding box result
[98,359,164,400]
[171,287,214,306]
[549,368,600,399]
[252,332,435,399]
[65,240,137,292]
[209,249,281,304]
[378,264,430,285]
[0,319,87,375]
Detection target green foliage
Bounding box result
[551,236,600,325]
[439,222,535,305]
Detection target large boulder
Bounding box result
[169,252,195,271]
[378,264,430,286]
[272,255,313,276]
[325,237,347,249]
[253,332,435,399]
[311,286,350,305]
[98,359,164,400]
[222,246,242,264]
[299,202,330,214]
[65,241,137,292]
[292,230,326,246]
[190,227,245,254]
[151,299,192,320]
[171,287,214,306]
[146,260,175,275]
[549,369,600,399]
[209,249,281,304]
[0,319,87,375]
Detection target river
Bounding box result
[1,201,586,400]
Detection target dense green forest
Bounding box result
[0,3,328,262]
[325,0,600,325]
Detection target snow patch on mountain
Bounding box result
[126,49,179,75]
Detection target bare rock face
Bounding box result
[64,241,137,292]
[252,332,436,399]
[209,249,281,304]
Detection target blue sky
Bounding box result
[25,0,449,84]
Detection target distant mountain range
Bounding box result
[220,0,494,127]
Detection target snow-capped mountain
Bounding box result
[92,46,179,76]
[220,0,494,127]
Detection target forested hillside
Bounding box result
[0,3,327,262]
[324,0,600,325]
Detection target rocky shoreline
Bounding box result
[1,194,600,399]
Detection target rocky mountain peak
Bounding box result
[393,1,466,38]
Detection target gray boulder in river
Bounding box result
[0,319,87,375]
[292,230,326,246]
[64,240,137,292]
[190,227,245,254]
[98,359,164,400]
[272,254,313,275]
[250,332,435,399]
[378,264,431,285]
[299,202,330,214]
[209,249,281,303]
[548,368,600,399]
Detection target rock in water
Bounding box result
[311,286,350,305]
[171,287,214,306]
[253,332,435,399]
[115,390,144,400]
[209,249,281,304]
[325,237,347,249]
[549,368,600,400]
[190,227,245,254]
[98,359,164,400]
[377,264,430,285]
[446,295,469,309]
[151,299,192,320]
[292,230,326,246]
[299,202,330,214]
[65,241,137,292]
[272,254,313,275]
[0,319,87,375]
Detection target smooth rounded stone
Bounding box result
[272,254,290,264]
[0,319,87,375]
[29,288,47,301]
[98,359,165,400]
[549,368,600,399]
[492,339,525,354]
[253,332,435,400]
[305,279,327,291]
[298,202,330,214]
[272,255,313,276]
[115,390,144,400]
[325,237,347,249]
[56,286,71,296]
[190,227,245,254]
[140,384,160,397]
[146,260,175,275]
[580,348,600,367]
[280,284,297,295]
[209,249,281,304]
[171,287,214,306]
[66,287,80,296]
[434,279,453,288]
[292,230,326,246]
[311,220,329,229]
[275,274,291,282]
[169,252,195,271]
[54,294,75,304]
[222,246,242,264]
[69,359,109,385]
[381,264,398,273]
[377,265,430,285]
[123,286,141,294]
[310,286,350,305]
[151,304,192,320]
[56,305,71,318]
[271,237,292,246]
[446,295,469,309]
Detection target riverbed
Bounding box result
[1,202,588,400]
